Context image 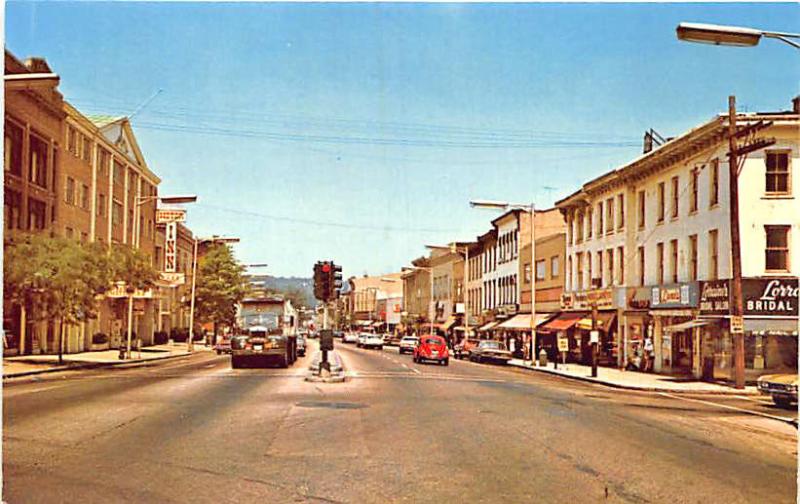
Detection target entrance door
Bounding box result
[672,330,693,373]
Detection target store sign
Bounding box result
[160,272,185,286]
[105,282,154,299]
[627,287,651,310]
[572,288,614,310]
[699,280,730,315]
[155,209,186,223]
[560,293,574,309]
[164,222,177,273]
[742,278,799,317]
[651,283,698,309]
[557,334,569,352]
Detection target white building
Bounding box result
[556,97,799,380]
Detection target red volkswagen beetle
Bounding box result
[413,335,449,366]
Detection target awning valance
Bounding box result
[663,319,711,333]
[539,312,587,333]
[576,312,617,331]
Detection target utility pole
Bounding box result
[591,302,598,378]
[728,95,745,390]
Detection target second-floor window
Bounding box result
[551,256,560,278]
[597,251,603,286]
[709,229,719,280]
[587,208,593,239]
[29,134,48,188]
[710,159,720,207]
[766,151,791,195]
[97,194,106,217]
[638,246,645,286]
[670,239,679,283]
[617,194,624,230]
[765,225,790,272]
[617,246,624,284]
[606,197,614,234]
[576,212,584,243]
[65,177,76,205]
[607,249,614,286]
[81,184,90,210]
[671,176,679,219]
[112,201,123,226]
[637,190,645,229]
[536,260,546,281]
[597,202,604,235]
[657,182,665,222]
[657,242,664,284]
[689,235,698,281]
[576,252,584,290]
[690,168,699,213]
[4,120,23,176]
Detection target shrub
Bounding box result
[153,331,169,345]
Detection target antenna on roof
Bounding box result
[129,88,163,121]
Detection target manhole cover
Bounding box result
[295,401,367,410]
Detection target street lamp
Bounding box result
[188,235,240,352]
[402,266,434,336]
[134,194,197,248]
[676,22,800,50]
[470,199,537,366]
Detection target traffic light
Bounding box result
[313,262,325,301]
[321,261,331,301]
[332,263,342,299]
[314,261,342,302]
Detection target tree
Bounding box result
[194,244,248,343]
[4,233,111,362]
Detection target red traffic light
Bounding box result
[322,263,331,273]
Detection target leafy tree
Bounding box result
[194,244,248,342]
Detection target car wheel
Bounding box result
[443,358,449,366]
[378,346,383,351]
[773,396,793,409]
[231,356,240,369]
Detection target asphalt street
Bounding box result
[3,340,797,504]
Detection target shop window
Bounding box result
[709,159,720,207]
[765,225,790,273]
[765,151,791,195]
[4,120,23,176]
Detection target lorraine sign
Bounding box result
[156,209,186,224]
[160,272,186,286]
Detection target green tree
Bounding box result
[194,244,248,343]
[4,233,112,362]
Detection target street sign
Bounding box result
[160,272,186,285]
[557,334,569,352]
[730,315,744,334]
[590,330,600,344]
[320,329,334,351]
[156,209,186,223]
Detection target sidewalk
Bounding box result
[3,341,212,378]
[508,359,759,395]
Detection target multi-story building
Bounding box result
[401,257,432,334]
[345,273,403,330]
[555,97,799,380]
[155,222,195,335]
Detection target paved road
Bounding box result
[3,341,797,503]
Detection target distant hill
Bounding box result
[246,275,316,308]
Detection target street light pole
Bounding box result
[728,96,746,389]
[676,22,800,50]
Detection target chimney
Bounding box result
[793,96,800,114]
[643,131,654,154]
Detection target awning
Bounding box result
[663,319,712,333]
[371,320,384,327]
[442,316,457,331]
[478,321,499,332]
[744,318,799,336]
[496,314,552,330]
[576,312,617,331]
[539,312,587,333]
[355,320,372,326]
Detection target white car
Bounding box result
[343,332,359,344]
[360,333,384,349]
[398,336,419,355]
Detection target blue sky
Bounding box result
[6,2,799,278]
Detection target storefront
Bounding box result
[649,282,700,376]
[554,288,622,366]
[623,287,654,372]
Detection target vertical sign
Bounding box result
[164,222,177,273]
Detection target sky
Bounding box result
[6,2,799,278]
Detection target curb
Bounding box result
[306,350,346,383]
[3,352,194,379]
[508,363,759,396]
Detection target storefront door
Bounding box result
[671,330,693,373]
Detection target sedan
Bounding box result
[413,335,449,366]
[361,333,384,350]
[469,340,512,365]
[398,336,419,355]
[343,332,359,344]
[296,335,307,357]
[215,337,232,355]
[757,373,798,408]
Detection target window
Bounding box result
[670,239,679,283]
[607,249,614,286]
[4,188,22,230]
[657,242,664,284]
[535,260,546,281]
[617,194,624,230]
[29,134,48,188]
[4,120,23,176]
[710,159,720,207]
[28,198,46,230]
[524,263,531,284]
[689,235,698,281]
[567,214,573,245]
[606,197,614,233]
[81,184,90,210]
[690,169,699,213]
[113,161,125,185]
[585,252,591,288]
[587,208,593,239]
[576,252,583,290]
[637,190,645,229]
[597,202,604,235]
[671,176,679,218]
[98,194,106,217]
[65,227,74,239]
[617,247,624,284]
[765,225,790,272]
[81,232,88,243]
[657,182,665,222]
[551,256,560,278]
[65,177,76,205]
[638,246,645,286]
[67,126,78,156]
[567,256,573,291]
[576,212,584,243]
[112,201,123,226]
[597,251,603,286]
[766,151,791,195]
[98,149,110,177]
[82,136,92,162]
[709,230,719,280]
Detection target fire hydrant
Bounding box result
[538,349,548,367]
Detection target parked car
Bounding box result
[357,333,368,347]
[333,330,344,339]
[343,332,359,344]
[360,333,384,350]
[757,373,798,408]
[413,335,449,366]
[469,340,512,365]
[230,326,294,368]
[297,335,307,357]
[399,336,419,354]
[215,336,232,355]
[383,333,402,346]
[454,338,481,360]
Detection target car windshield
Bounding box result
[423,338,443,346]
[480,341,503,350]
